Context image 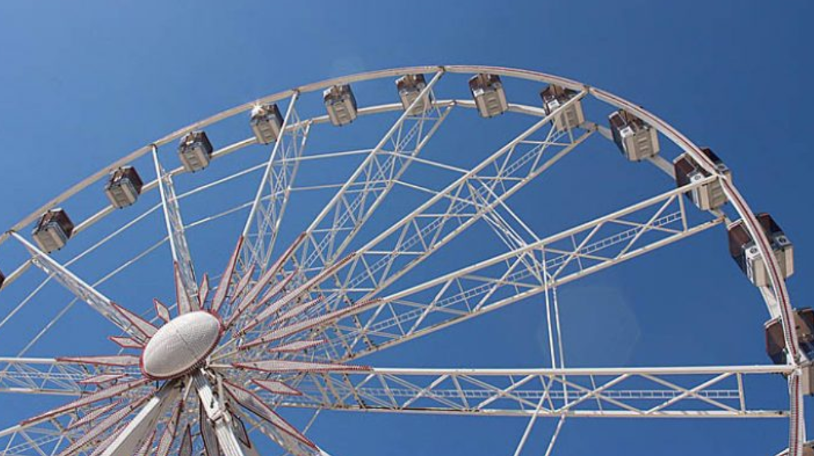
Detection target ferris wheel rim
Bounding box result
[1,62,797,369]
[0,64,803,455]
[1,65,789,313]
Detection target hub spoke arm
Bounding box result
[10,232,149,340]
[153,145,199,310]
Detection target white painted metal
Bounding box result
[193,371,250,456]
[278,177,722,362]
[102,381,181,456]
[276,365,791,418]
[241,92,307,275]
[153,145,199,303]
[9,232,146,341]
[0,357,125,396]
[235,71,448,335]
[0,65,801,455]
[0,359,791,453]
[141,311,221,379]
[293,71,446,273]
[244,91,588,348]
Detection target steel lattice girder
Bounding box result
[276,365,792,419]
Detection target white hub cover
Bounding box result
[141,311,222,379]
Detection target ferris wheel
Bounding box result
[0,65,806,456]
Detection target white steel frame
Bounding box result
[0,65,802,456]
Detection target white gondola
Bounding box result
[104,166,143,209]
[728,213,794,288]
[469,73,508,118]
[323,84,358,126]
[765,308,814,394]
[178,130,214,172]
[250,104,284,144]
[673,148,730,211]
[540,84,584,132]
[609,109,660,161]
[32,208,74,253]
[396,74,431,115]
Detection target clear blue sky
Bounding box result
[0,1,812,455]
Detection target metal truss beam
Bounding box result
[242,93,590,351]
[292,70,446,276]
[277,365,792,419]
[259,175,722,364]
[9,233,148,341]
[322,92,588,307]
[153,145,198,306]
[0,383,157,456]
[232,71,450,337]
[231,71,451,339]
[0,357,126,396]
[0,418,83,455]
[241,93,309,276]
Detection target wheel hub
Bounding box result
[140,311,222,379]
